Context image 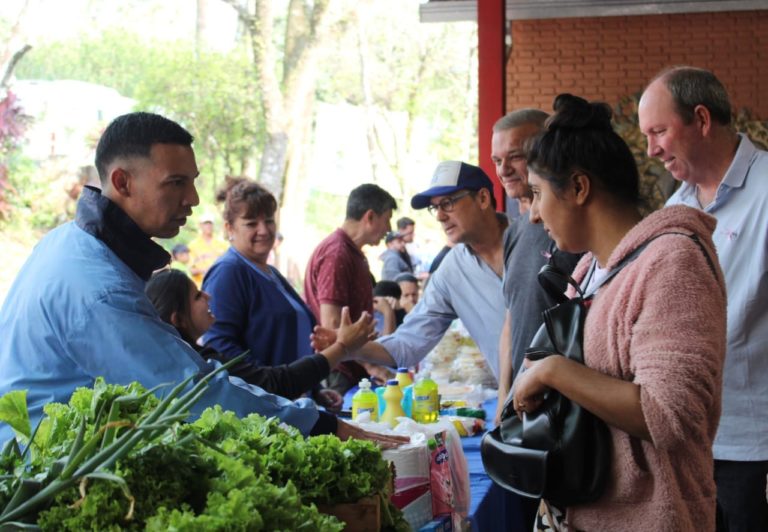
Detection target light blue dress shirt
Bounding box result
[0,222,319,443]
[666,134,768,461]
[377,243,505,381]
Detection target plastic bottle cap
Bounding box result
[397,368,409,373]
[386,379,399,386]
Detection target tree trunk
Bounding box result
[356,3,379,182]
[1,45,31,88]
[278,89,315,283]
[222,0,351,258]
[0,0,31,70]
[258,131,289,198]
[195,0,209,59]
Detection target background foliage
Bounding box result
[17,29,264,203]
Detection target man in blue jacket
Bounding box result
[0,112,399,447]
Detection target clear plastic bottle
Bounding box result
[380,379,406,428]
[351,378,379,422]
[401,384,413,418]
[375,385,386,417]
[412,376,439,423]
[395,367,413,389]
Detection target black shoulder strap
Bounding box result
[585,231,718,297]
[582,239,652,297]
[540,231,717,301]
[669,232,718,279]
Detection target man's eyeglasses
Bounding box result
[426,190,472,215]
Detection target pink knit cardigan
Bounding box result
[565,205,726,532]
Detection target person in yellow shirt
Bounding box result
[188,213,229,286]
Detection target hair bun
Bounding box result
[548,93,613,132]
[215,175,248,203]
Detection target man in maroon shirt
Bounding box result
[304,183,398,393]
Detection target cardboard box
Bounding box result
[401,490,434,530]
[318,496,380,532]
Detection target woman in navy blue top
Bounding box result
[202,179,340,408]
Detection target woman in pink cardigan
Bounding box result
[512,94,726,531]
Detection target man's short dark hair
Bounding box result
[95,112,194,185]
[396,217,415,230]
[373,280,401,299]
[394,272,418,284]
[345,184,397,221]
[653,66,732,126]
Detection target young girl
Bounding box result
[512,94,726,531]
[146,268,372,403]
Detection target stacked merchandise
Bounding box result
[383,443,433,529]
[423,327,497,390]
[450,344,497,389]
[382,428,468,531]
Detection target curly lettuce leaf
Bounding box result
[0,390,31,439]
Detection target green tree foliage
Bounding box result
[2,0,478,265]
[16,29,264,201]
[317,0,478,188]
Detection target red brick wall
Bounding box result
[506,10,768,118]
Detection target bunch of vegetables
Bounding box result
[0,369,408,531]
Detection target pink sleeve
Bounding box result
[629,239,725,450]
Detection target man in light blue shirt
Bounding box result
[0,112,398,447]
[640,66,768,531]
[348,161,507,381]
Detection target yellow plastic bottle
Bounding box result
[395,367,413,389]
[351,378,379,422]
[380,379,406,428]
[412,377,439,423]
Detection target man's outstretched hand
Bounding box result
[311,306,377,353]
[311,325,337,352]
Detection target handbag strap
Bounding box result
[539,231,716,302]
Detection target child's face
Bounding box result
[175,250,190,264]
[185,281,215,340]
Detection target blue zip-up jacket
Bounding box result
[0,187,320,443]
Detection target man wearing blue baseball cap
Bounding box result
[314,160,508,382]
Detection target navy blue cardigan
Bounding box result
[202,248,316,367]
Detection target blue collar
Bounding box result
[75,186,170,281]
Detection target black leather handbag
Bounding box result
[481,258,611,508]
[481,231,717,508]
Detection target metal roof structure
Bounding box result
[421,0,768,22]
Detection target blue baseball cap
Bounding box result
[411,161,494,209]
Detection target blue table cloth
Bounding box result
[465,399,529,532]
